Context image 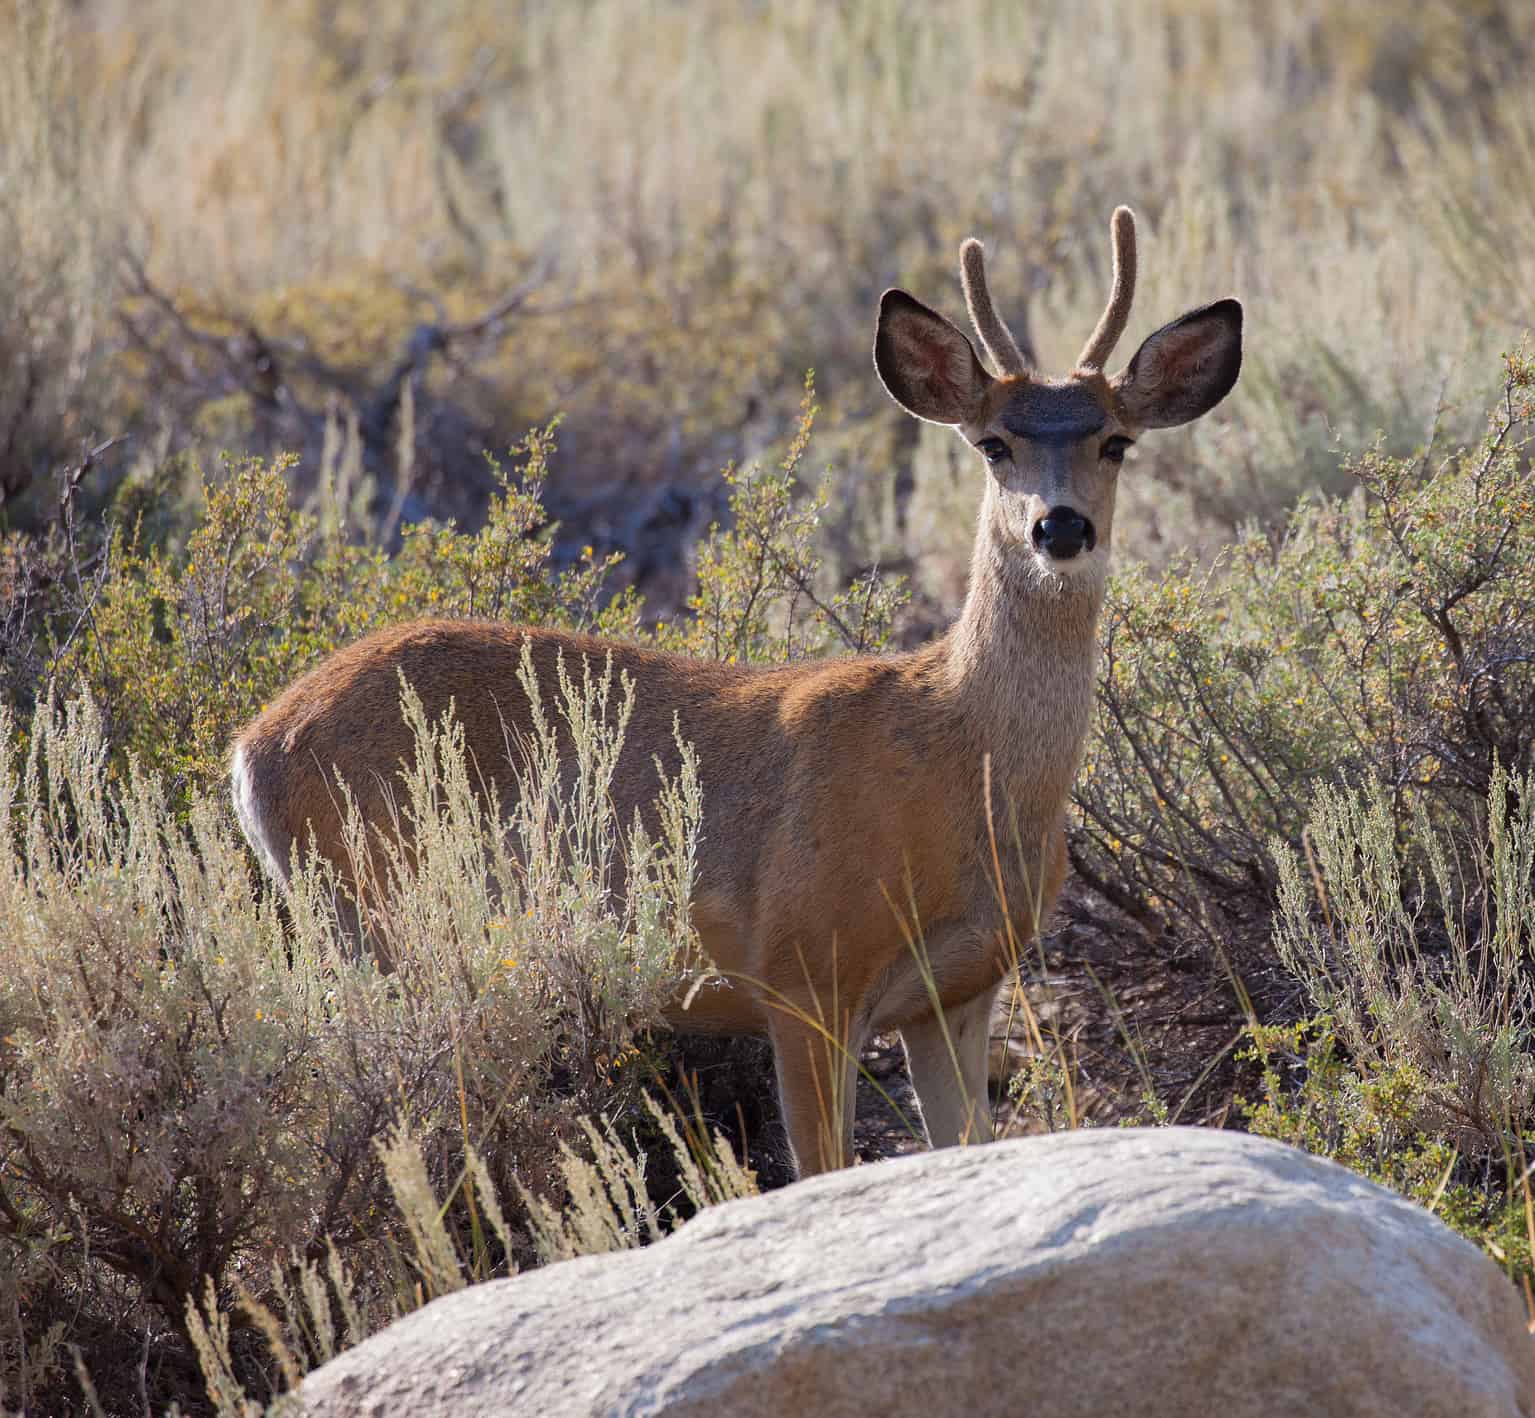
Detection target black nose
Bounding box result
[1031,506,1096,560]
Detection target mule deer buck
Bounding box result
[231,207,1241,1176]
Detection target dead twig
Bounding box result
[364,255,559,446]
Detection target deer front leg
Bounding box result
[767,1007,862,1177]
[900,982,999,1151]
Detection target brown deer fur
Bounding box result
[230,207,1243,1176]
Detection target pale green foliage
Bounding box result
[514,1093,759,1266]
[1240,1014,1531,1277]
[505,644,702,1018]
[383,425,638,633]
[178,1102,758,1408]
[1242,761,1535,1286]
[321,653,702,1098]
[0,664,699,1409]
[0,695,321,1325]
[1006,1053,1079,1136]
[1074,350,1535,949]
[25,424,636,801]
[659,378,908,664]
[1271,764,1535,1148]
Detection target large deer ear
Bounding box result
[1113,299,1242,430]
[874,290,994,426]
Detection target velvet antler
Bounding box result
[960,238,1033,377]
[1076,206,1138,371]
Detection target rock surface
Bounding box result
[299,1127,1535,1418]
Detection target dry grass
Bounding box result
[0,674,698,1411]
[5,0,1532,566]
[5,2,1535,1409]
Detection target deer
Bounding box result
[230,207,1242,1177]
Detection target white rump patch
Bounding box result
[230,744,292,889]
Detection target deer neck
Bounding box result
[937,481,1106,825]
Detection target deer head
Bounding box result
[873,207,1242,581]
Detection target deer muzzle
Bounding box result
[1031,506,1096,560]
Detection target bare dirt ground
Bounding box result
[851,880,1257,1168]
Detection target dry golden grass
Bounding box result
[5,4,1535,1408]
[6,0,1534,565]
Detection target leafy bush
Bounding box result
[1245,759,1535,1285]
[657,380,907,664]
[6,426,635,802]
[0,660,697,1410]
[1072,348,1535,959]
[1242,1014,1535,1288]
[1270,765,1535,1155]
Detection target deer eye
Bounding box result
[1100,435,1134,464]
[977,437,1011,464]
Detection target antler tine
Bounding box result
[1075,205,1138,371]
[960,238,1031,377]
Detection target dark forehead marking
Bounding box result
[1000,383,1106,443]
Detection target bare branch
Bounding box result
[364,255,559,445]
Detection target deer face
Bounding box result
[873,208,1243,582]
[966,373,1126,572]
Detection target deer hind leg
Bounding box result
[766,1006,862,1178]
[900,982,999,1152]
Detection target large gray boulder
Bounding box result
[299,1127,1535,1417]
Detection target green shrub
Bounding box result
[0,659,698,1410]
[1267,758,1535,1157]
[1072,348,1535,956]
[657,379,907,664]
[12,426,635,802]
[1236,646,1535,1291]
[1242,1015,1534,1287]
